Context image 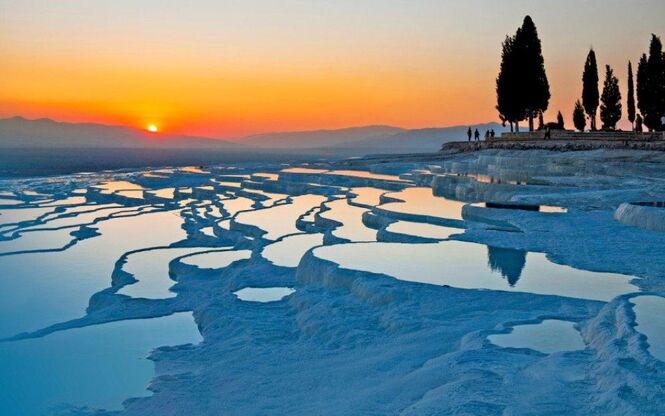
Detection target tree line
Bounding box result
[496,16,665,133]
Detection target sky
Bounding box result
[0,0,663,138]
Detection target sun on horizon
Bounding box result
[147,124,158,133]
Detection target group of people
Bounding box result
[467,127,496,142]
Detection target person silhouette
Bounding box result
[484,130,489,141]
[474,129,480,141]
[544,125,551,140]
[467,127,472,142]
[490,129,495,139]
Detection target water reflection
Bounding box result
[234,195,326,240]
[262,233,324,267]
[473,202,567,213]
[488,319,585,354]
[487,246,527,286]
[631,296,665,361]
[313,240,637,301]
[233,287,295,303]
[0,312,201,416]
[379,187,466,221]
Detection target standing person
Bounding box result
[490,129,495,139]
[484,130,489,141]
[544,125,551,140]
[474,129,480,141]
[467,127,472,142]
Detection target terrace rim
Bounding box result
[442,130,665,153]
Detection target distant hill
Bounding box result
[0,117,509,176]
[233,122,506,155]
[320,123,507,154]
[236,125,406,149]
[0,116,244,150]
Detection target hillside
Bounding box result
[0,117,243,150]
[235,125,406,149]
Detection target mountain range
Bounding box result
[0,116,505,155]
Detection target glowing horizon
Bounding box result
[1,0,663,138]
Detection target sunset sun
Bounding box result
[147,124,158,133]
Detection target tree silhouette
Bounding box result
[557,111,564,129]
[627,61,636,129]
[600,65,622,130]
[582,49,600,131]
[538,112,544,130]
[573,100,586,132]
[514,16,550,131]
[496,16,550,133]
[496,35,523,132]
[637,54,648,126]
[637,35,665,131]
[487,246,526,287]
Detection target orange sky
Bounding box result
[1,1,663,138]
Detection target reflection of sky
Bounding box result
[488,319,585,354]
[234,287,295,303]
[631,296,665,361]
[263,233,324,267]
[0,312,201,416]
[235,194,325,240]
[386,221,460,240]
[0,211,186,338]
[314,240,638,301]
[381,187,466,220]
[118,247,212,299]
[320,199,376,241]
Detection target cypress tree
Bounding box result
[637,35,665,131]
[649,34,665,131]
[573,100,586,132]
[557,111,564,129]
[627,61,636,128]
[637,54,650,129]
[513,16,550,131]
[582,49,599,130]
[647,35,664,131]
[538,112,544,130]
[496,35,523,132]
[600,65,622,130]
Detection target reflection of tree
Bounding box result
[487,246,527,286]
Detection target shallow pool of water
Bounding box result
[118,247,212,299]
[262,233,324,267]
[234,287,295,303]
[320,199,376,241]
[488,319,585,353]
[385,221,461,240]
[379,187,466,221]
[0,211,186,338]
[181,249,251,269]
[221,197,255,217]
[93,181,144,194]
[326,170,405,182]
[631,296,665,361]
[313,241,637,301]
[235,195,326,240]
[0,312,201,416]
[349,187,385,207]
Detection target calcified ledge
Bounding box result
[615,202,665,232]
[441,137,665,153]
